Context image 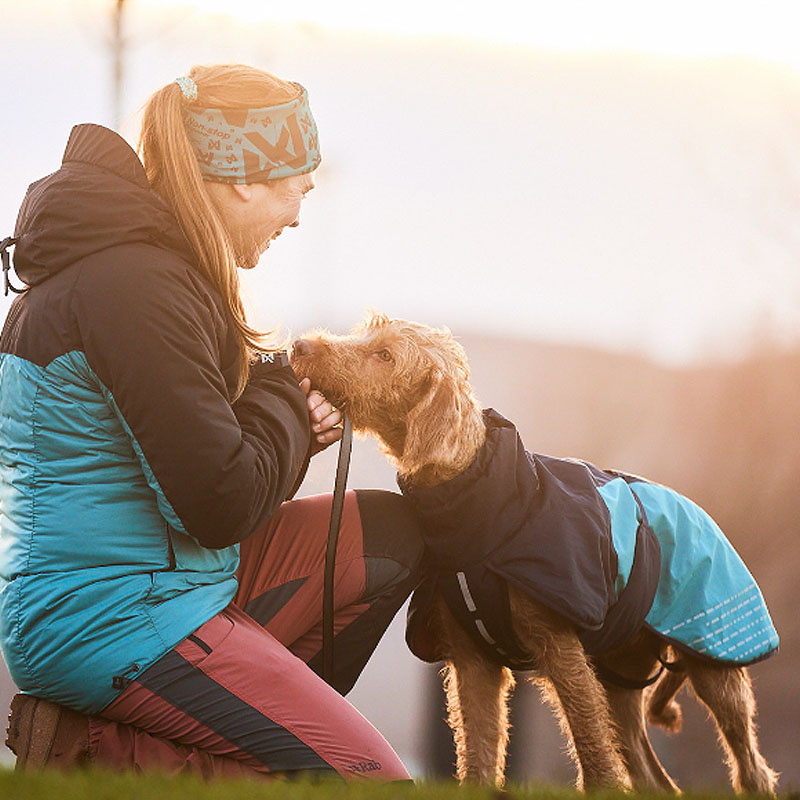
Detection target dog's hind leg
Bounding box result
[596,630,680,792]
[438,599,515,786]
[684,659,778,795]
[601,682,680,792]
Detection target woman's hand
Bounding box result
[299,377,343,455]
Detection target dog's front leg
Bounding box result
[437,597,515,786]
[512,592,631,790]
[535,635,631,789]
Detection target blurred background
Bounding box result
[1,0,798,788]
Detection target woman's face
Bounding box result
[205,171,315,269]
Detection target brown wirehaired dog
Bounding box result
[291,312,778,792]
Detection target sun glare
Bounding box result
[136,0,800,67]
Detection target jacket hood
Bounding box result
[11,124,193,286]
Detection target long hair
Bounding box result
[139,64,299,400]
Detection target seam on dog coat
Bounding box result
[401,409,779,669]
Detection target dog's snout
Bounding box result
[292,338,314,358]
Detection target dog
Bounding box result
[290,312,779,793]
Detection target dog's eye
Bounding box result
[377,348,394,363]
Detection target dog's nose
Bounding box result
[292,338,314,357]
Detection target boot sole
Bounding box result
[6,693,78,769]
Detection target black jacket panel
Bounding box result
[5,123,310,549]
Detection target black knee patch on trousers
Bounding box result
[356,489,426,597]
[308,490,425,695]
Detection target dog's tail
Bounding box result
[646,658,686,734]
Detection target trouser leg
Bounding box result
[88,489,424,779]
[94,605,410,780]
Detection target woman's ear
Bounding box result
[204,181,253,210]
[402,369,463,476]
[231,184,253,202]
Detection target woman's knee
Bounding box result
[354,489,425,595]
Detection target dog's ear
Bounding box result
[402,368,463,475]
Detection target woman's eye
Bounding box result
[378,349,393,362]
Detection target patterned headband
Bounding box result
[181,83,321,183]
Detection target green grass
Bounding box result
[0,768,797,800]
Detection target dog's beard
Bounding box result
[289,356,343,406]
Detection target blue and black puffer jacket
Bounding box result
[0,124,310,713]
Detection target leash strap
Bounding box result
[322,413,353,684]
[1,237,25,296]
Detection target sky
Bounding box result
[133,0,800,64]
[3,0,800,364]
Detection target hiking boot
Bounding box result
[5,693,91,770]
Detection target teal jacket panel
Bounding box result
[0,351,239,711]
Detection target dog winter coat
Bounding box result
[401,409,779,670]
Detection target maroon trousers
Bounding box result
[88,490,424,781]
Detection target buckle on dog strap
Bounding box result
[658,653,686,672]
[1,237,25,296]
[593,661,664,690]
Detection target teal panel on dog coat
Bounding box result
[628,480,779,663]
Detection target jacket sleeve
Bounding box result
[73,245,310,549]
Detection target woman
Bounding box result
[0,64,423,780]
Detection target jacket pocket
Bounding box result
[177,609,235,666]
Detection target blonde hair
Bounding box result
[139,64,300,400]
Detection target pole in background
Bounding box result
[111,0,127,131]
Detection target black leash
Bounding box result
[322,413,353,685]
[1,237,25,296]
